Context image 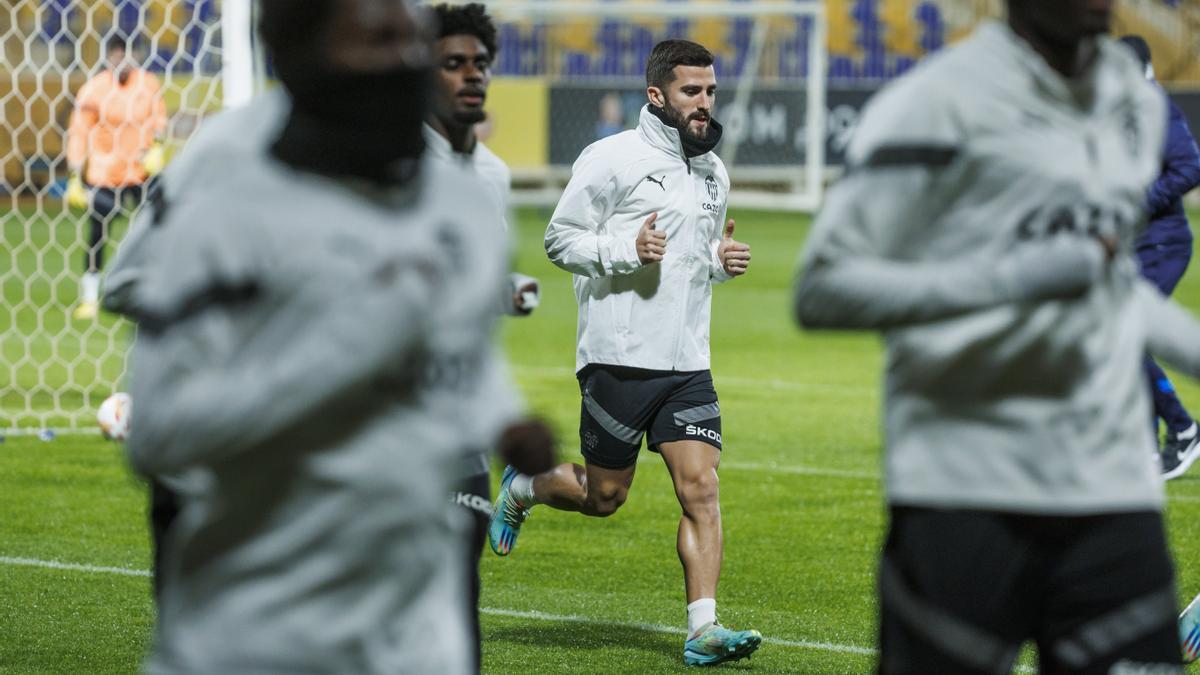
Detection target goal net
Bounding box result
[477,1,828,213]
[1,0,254,435]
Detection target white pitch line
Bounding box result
[0,555,150,577]
[721,459,879,481]
[479,607,876,655]
[0,554,876,657]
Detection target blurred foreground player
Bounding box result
[104,1,543,672]
[1118,34,1200,481]
[795,1,1200,672]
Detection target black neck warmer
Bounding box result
[272,65,428,187]
[647,103,723,158]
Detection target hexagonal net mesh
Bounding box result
[2,1,228,434]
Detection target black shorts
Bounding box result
[576,364,722,469]
[879,507,1181,675]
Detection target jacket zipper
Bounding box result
[672,149,696,369]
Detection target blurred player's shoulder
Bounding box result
[134,69,162,90]
[472,141,510,181]
[423,154,504,221]
[471,140,512,201]
[845,30,975,165]
[1097,35,1167,129]
[165,89,289,189]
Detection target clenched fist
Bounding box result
[636,212,667,264]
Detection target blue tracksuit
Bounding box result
[1137,95,1200,434]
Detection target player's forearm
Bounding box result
[795,257,1005,328]
[544,226,640,278]
[1139,281,1200,379]
[794,236,1106,329]
[127,284,429,473]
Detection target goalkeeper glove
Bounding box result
[141,142,165,176]
[65,173,88,210]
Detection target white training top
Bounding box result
[545,105,735,373]
[110,89,511,674]
[796,21,1185,514]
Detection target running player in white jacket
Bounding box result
[489,39,760,667]
[795,0,1200,671]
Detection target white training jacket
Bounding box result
[421,123,525,478]
[105,89,515,674]
[794,21,1200,514]
[545,105,734,373]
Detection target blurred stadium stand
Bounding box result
[2,0,1198,191]
[3,1,1195,84]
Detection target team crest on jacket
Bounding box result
[705,175,718,201]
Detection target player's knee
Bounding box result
[585,486,627,517]
[677,471,720,513]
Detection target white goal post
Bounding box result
[475,1,828,213]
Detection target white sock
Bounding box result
[1179,422,1198,441]
[687,598,717,637]
[81,272,100,303]
[509,474,536,505]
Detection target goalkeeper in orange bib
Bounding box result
[66,37,166,320]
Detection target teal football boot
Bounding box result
[683,622,763,666]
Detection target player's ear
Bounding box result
[646,85,665,108]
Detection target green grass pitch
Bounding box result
[3,206,1200,673]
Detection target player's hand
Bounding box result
[141,142,165,176]
[636,212,666,264]
[497,418,557,476]
[512,278,540,316]
[717,219,750,276]
[1095,234,1119,260]
[65,173,88,210]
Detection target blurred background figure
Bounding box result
[595,92,625,139]
[66,35,165,320]
[422,3,551,669]
[1119,34,1200,481]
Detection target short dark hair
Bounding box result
[259,0,334,82]
[432,3,498,59]
[645,39,714,90]
[1118,34,1152,69]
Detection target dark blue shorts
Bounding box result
[576,364,722,469]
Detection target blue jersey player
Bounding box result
[1120,35,1200,480]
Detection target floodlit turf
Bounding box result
[3,206,1200,673]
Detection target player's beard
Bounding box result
[274,64,430,186]
[662,99,709,141]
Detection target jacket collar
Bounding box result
[638,105,693,161]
